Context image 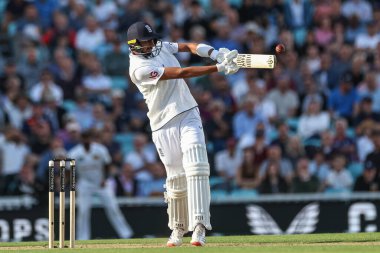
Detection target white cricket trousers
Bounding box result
[76,180,133,240]
[152,107,207,177]
[152,107,212,231]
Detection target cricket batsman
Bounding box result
[126,21,239,246]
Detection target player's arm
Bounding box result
[178,43,219,61]
[160,65,219,80]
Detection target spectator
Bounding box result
[250,123,269,167]
[236,148,260,190]
[328,72,359,123]
[267,74,299,119]
[356,122,375,162]
[91,0,118,27]
[103,38,129,77]
[65,0,87,30]
[109,163,137,197]
[298,99,330,139]
[357,70,380,113]
[2,0,30,31]
[69,93,94,130]
[3,94,32,130]
[354,96,380,127]
[124,133,157,181]
[82,60,112,105]
[259,144,293,183]
[99,122,123,167]
[215,137,242,188]
[209,73,237,118]
[0,127,30,194]
[204,100,231,153]
[320,130,335,160]
[354,159,379,191]
[332,118,358,162]
[55,56,81,100]
[6,154,41,196]
[128,97,150,134]
[29,69,63,105]
[285,136,306,167]
[42,11,76,51]
[95,27,119,60]
[109,89,129,132]
[365,129,380,178]
[259,161,288,194]
[75,15,105,53]
[22,101,52,136]
[138,162,166,197]
[325,153,353,192]
[271,120,291,154]
[58,121,82,150]
[211,20,242,52]
[17,47,46,90]
[308,149,331,186]
[342,0,373,24]
[0,58,25,93]
[182,0,209,40]
[283,0,313,47]
[117,0,144,33]
[33,0,59,29]
[313,53,341,92]
[291,157,319,193]
[90,103,109,130]
[314,17,334,47]
[16,4,41,39]
[35,137,66,186]
[233,96,268,140]
[42,95,67,133]
[355,21,380,50]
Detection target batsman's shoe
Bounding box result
[167,228,186,247]
[190,224,206,246]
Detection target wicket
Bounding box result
[48,158,76,249]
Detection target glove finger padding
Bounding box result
[224,50,238,62]
[216,48,231,63]
[225,62,239,75]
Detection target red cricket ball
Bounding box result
[275,44,286,54]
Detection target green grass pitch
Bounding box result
[0,233,379,252]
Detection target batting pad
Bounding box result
[164,173,189,232]
[183,144,212,231]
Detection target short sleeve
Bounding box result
[134,65,165,86]
[163,42,178,54]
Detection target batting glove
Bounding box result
[211,48,238,63]
[216,51,240,75]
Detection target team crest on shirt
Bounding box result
[149,71,159,78]
[93,155,100,160]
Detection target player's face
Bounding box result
[139,40,155,54]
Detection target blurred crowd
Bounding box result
[1,0,380,201]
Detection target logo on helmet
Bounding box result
[145,25,153,33]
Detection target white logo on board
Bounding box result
[348,202,377,232]
[246,203,319,234]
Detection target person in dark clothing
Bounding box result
[354,160,379,192]
[291,157,319,193]
[259,161,288,194]
[365,129,380,179]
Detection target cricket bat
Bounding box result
[234,54,276,69]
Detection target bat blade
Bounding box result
[235,54,276,69]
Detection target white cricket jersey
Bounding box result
[129,42,198,131]
[68,143,111,186]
